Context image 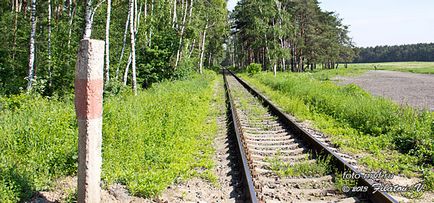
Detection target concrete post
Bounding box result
[75,39,105,203]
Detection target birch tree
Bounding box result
[198,22,208,74]
[26,0,37,92]
[116,7,130,80]
[105,0,111,84]
[129,0,137,95]
[47,0,52,87]
[83,0,93,39]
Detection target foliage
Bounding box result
[423,170,434,191]
[230,0,355,73]
[246,63,262,75]
[0,0,228,96]
[354,43,434,63]
[0,73,218,201]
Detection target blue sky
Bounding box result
[227,0,434,47]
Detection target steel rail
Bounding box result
[225,69,398,203]
[223,70,259,203]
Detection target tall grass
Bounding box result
[241,72,434,188]
[249,73,433,164]
[0,72,217,201]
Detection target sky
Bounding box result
[226,0,434,47]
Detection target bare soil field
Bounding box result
[335,70,434,111]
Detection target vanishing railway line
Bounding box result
[223,70,398,203]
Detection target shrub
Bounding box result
[246,63,262,75]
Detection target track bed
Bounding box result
[224,71,397,203]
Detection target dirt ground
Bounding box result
[335,70,434,111]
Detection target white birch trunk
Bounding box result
[188,38,195,58]
[174,0,188,68]
[26,0,37,92]
[129,0,137,95]
[172,0,177,28]
[116,8,130,80]
[104,0,111,84]
[134,0,138,31]
[187,0,193,24]
[67,1,76,48]
[83,0,93,39]
[123,52,131,85]
[12,0,19,60]
[48,0,52,87]
[199,23,208,74]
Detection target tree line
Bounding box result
[0,0,228,96]
[353,43,434,63]
[226,0,356,74]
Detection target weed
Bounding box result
[267,154,332,177]
[334,171,357,193]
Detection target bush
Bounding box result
[246,63,262,75]
[227,65,239,72]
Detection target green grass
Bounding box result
[348,62,434,74]
[267,154,331,177]
[0,72,218,201]
[240,72,434,189]
[303,62,434,82]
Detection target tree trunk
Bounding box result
[26,0,37,92]
[47,0,52,88]
[104,0,111,84]
[129,0,137,95]
[187,0,193,24]
[199,22,208,74]
[148,0,154,47]
[188,38,195,58]
[273,63,277,77]
[83,0,93,39]
[172,0,177,28]
[12,0,19,60]
[174,0,188,68]
[123,52,131,85]
[116,6,131,80]
[67,0,76,49]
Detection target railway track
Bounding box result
[223,70,398,203]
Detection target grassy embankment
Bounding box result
[0,71,218,202]
[240,70,434,191]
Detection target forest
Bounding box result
[0,0,358,98]
[228,0,356,72]
[0,0,228,96]
[354,43,434,63]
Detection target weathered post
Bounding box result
[75,39,105,203]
